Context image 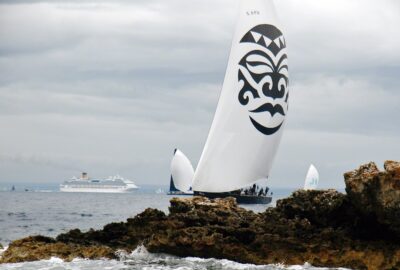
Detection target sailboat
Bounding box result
[192,0,289,204]
[168,149,195,195]
[304,164,319,190]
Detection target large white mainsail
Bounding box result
[193,0,289,192]
[304,164,319,190]
[171,149,195,192]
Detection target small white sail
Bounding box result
[193,0,289,192]
[171,149,195,192]
[304,164,319,190]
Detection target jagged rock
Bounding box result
[0,236,115,263]
[275,189,349,227]
[344,160,400,237]
[56,208,168,250]
[1,161,400,269]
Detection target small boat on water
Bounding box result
[304,164,319,190]
[168,149,194,195]
[155,188,165,194]
[190,0,289,204]
[60,172,139,193]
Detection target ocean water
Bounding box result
[0,185,348,270]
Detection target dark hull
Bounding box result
[167,191,194,196]
[194,191,272,205]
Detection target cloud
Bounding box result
[287,74,400,136]
[0,0,398,188]
[277,0,400,72]
[0,153,82,171]
[271,128,400,189]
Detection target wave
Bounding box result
[0,246,8,256]
[0,246,353,270]
[116,245,352,270]
[0,257,121,270]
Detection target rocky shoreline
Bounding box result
[1,161,400,269]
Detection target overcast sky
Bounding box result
[0,0,399,189]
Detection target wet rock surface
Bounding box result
[1,161,400,269]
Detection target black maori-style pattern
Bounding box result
[238,24,289,136]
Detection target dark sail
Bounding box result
[169,176,179,192]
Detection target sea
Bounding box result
[0,183,349,270]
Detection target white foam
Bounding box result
[0,258,124,270]
[184,257,261,268]
[287,263,353,270]
[129,244,149,256]
[0,252,355,270]
[47,257,64,263]
[115,244,150,261]
[0,246,8,257]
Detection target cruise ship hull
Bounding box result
[60,187,138,193]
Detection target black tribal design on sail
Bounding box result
[238,24,289,136]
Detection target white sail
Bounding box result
[171,149,195,192]
[193,0,289,192]
[304,164,319,190]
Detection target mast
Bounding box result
[193,0,289,192]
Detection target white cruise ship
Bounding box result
[60,172,139,193]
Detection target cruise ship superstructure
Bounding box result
[60,172,139,193]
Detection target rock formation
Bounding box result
[0,236,114,263]
[1,161,400,269]
[345,161,400,237]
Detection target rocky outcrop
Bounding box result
[1,161,400,269]
[0,236,114,263]
[345,160,400,237]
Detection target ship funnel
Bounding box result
[81,172,88,180]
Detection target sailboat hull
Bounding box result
[194,191,272,205]
[167,191,194,196]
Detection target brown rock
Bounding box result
[0,236,115,263]
[275,189,348,227]
[148,194,400,269]
[384,160,400,180]
[345,160,400,236]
